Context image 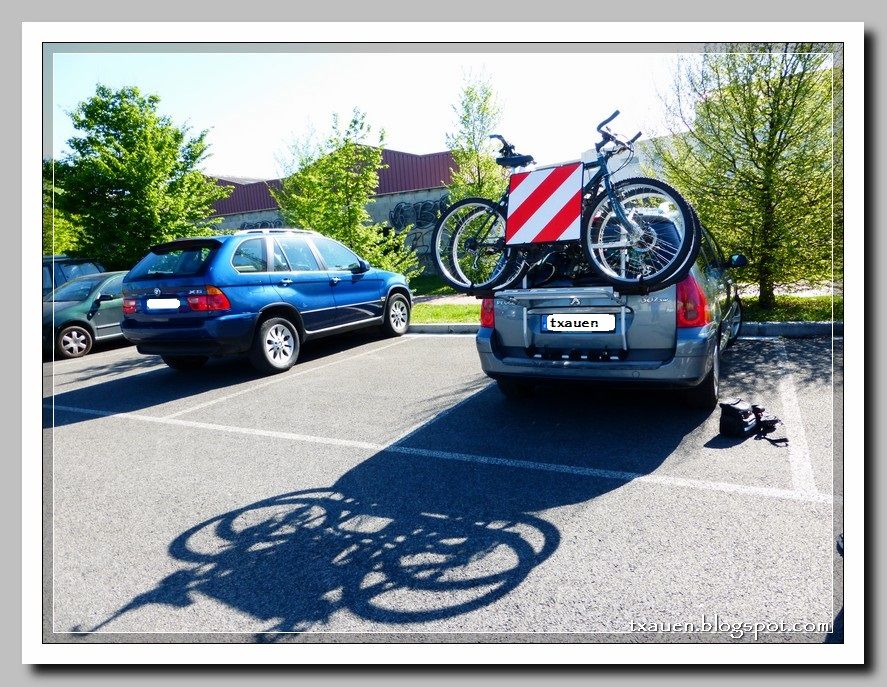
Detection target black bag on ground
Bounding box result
[718,398,758,438]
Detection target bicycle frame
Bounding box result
[450,142,637,283]
[486,147,635,247]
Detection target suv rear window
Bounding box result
[128,245,217,280]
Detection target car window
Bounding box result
[101,275,124,298]
[271,240,290,271]
[699,229,718,269]
[232,238,268,273]
[128,246,216,280]
[313,237,360,271]
[42,265,52,291]
[47,278,103,302]
[276,237,320,272]
[58,261,101,281]
[707,228,726,266]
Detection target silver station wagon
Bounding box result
[476,226,746,409]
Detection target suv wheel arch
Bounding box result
[254,304,305,342]
[386,284,412,306]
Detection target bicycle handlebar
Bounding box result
[593,110,643,153]
[489,134,515,156]
[596,110,620,132]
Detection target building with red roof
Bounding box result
[211,148,455,232]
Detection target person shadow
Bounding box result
[71,384,711,640]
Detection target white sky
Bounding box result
[51,52,684,179]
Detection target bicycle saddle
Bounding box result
[496,154,535,168]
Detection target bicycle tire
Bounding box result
[601,205,702,294]
[580,177,701,292]
[431,197,522,292]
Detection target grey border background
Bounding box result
[37,39,844,648]
[2,0,880,680]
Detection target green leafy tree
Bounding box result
[651,44,836,308]
[42,160,83,255]
[272,108,421,278]
[54,85,231,270]
[445,75,507,202]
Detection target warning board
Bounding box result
[505,162,583,245]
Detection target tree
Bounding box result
[445,75,507,202]
[54,85,231,270]
[42,160,82,255]
[272,109,421,278]
[651,45,836,308]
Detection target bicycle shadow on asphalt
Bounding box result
[71,384,711,640]
[43,330,401,429]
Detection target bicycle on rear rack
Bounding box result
[431,110,701,296]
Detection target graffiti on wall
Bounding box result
[389,196,448,259]
[240,219,284,230]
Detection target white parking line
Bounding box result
[47,403,832,505]
[44,345,138,368]
[776,340,819,496]
[162,338,412,419]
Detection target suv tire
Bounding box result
[249,317,300,374]
[381,293,410,337]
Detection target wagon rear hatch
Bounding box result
[491,285,677,363]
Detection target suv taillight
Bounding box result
[676,275,711,328]
[122,298,137,315]
[187,285,231,312]
[480,298,495,328]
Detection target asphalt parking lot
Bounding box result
[42,332,842,642]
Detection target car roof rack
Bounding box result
[233,228,318,236]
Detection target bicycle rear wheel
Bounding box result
[431,197,523,291]
[580,177,700,291]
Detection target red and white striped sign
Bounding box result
[505,161,583,245]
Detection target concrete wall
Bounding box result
[215,209,285,231]
[214,187,449,232]
[368,187,449,225]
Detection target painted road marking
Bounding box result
[777,340,819,496]
[162,338,412,419]
[47,403,832,505]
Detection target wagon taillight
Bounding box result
[480,298,495,328]
[676,275,710,328]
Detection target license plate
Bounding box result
[146,298,181,310]
[541,313,616,332]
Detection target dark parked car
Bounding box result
[42,255,105,297]
[121,229,412,373]
[43,271,128,358]
[476,226,746,409]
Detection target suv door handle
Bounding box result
[279,278,293,286]
[330,277,340,285]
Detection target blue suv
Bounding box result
[121,229,412,373]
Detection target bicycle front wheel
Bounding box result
[581,177,700,291]
[431,197,522,291]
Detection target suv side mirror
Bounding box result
[726,254,749,269]
[96,293,116,302]
[350,259,370,274]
